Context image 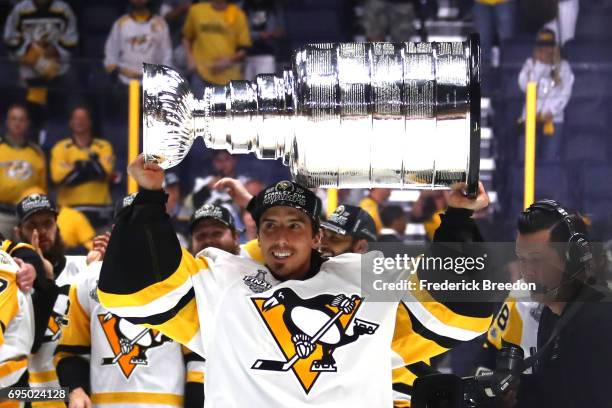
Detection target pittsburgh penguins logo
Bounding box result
[275,180,294,192]
[43,291,70,343]
[251,289,379,394]
[0,278,7,294]
[98,313,172,379]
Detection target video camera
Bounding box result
[412,345,524,408]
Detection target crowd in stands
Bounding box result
[0,0,610,249]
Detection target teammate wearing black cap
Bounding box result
[98,155,494,406]
[190,203,241,256]
[319,205,377,258]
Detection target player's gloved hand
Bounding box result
[68,387,92,408]
[128,154,165,190]
[331,294,355,314]
[447,181,489,212]
[292,333,315,358]
[120,337,133,355]
[13,257,35,293]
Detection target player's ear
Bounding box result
[352,239,369,254]
[311,227,322,249]
[13,226,21,241]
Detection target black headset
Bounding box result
[524,199,593,276]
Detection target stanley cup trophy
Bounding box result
[143,34,481,195]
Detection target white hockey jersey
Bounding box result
[28,255,88,408]
[103,13,172,85]
[0,249,35,389]
[99,247,492,407]
[55,262,190,408]
[486,281,543,369]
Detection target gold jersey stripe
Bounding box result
[392,303,449,366]
[98,248,207,309]
[29,370,58,383]
[91,392,184,405]
[186,370,204,383]
[0,358,27,379]
[408,273,492,334]
[143,297,200,347]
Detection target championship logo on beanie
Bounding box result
[191,203,238,231]
[16,194,58,223]
[321,205,377,242]
[247,180,322,225]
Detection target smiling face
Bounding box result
[257,206,320,281]
[516,228,565,304]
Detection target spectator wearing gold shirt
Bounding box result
[182,0,252,96]
[0,104,46,239]
[50,106,115,208]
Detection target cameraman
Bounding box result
[512,200,612,408]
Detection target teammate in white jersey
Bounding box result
[54,196,204,408]
[98,155,495,407]
[0,249,35,396]
[12,193,91,407]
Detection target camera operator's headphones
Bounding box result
[524,199,593,277]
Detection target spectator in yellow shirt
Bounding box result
[183,0,252,95]
[358,188,391,233]
[50,106,115,207]
[0,104,46,239]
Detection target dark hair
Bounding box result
[517,206,589,261]
[380,205,405,228]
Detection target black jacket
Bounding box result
[518,284,612,408]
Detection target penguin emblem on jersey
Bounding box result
[98,313,172,379]
[0,278,7,294]
[43,290,70,343]
[251,289,379,394]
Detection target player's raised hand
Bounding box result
[127,154,164,191]
[31,228,54,279]
[86,231,111,265]
[14,257,35,293]
[213,177,253,209]
[447,182,489,212]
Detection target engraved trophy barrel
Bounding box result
[143,34,480,194]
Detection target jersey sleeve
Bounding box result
[182,6,196,42]
[392,208,497,367]
[235,8,252,48]
[97,189,204,356]
[50,141,72,185]
[103,19,121,71]
[183,346,205,408]
[96,140,115,178]
[485,298,522,350]
[0,262,19,347]
[54,273,92,393]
